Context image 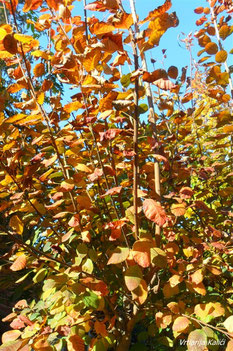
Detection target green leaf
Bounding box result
[83,291,99,309]
[120,73,131,88]
[138,104,148,115]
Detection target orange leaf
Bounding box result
[226,340,233,351]
[190,269,204,284]
[102,186,122,197]
[90,21,115,35]
[163,282,179,298]
[10,254,27,271]
[63,101,83,113]
[0,340,22,351]
[156,312,172,329]
[194,7,204,14]
[42,154,57,167]
[33,63,45,77]
[23,0,42,12]
[205,42,218,55]
[142,69,167,83]
[132,240,154,268]
[140,0,172,24]
[60,180,75,192]
[9,215,24,235]
[215,50,228,63]
[94,321,108,337]
[46,0,60,10]
[131,279,148,305]
[169,274,183,287]
[67,335,85,351]
[143,199,167,226]
[32,335,53,351]
[172,316,190,332]
[219,25,231,40]
[179,187,194,199]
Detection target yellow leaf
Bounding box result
[37,92,44,105]
[223,316,233,333]
[32,335,53,351]
[31,50,49,60]
[63,101,83,113]
[9,215,24,235]
[75,164,92,173]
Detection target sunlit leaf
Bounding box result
[215,50,228,63]
[107,247,130,265]
[143,199,167,226]
[9,215,24,235]
[10,254,27,271]
[125,265,143,291]
[172,316,190,332]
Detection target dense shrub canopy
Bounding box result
[0,0,233,350]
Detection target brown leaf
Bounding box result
[3,34,18,54]
[143,199,167,226]
[67,335,85,351]
[167,65,178,79]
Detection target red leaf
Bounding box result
[143,199,167,226]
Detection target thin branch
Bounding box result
[208,0,233,99]
[182,313,233,340]
[129,0,140,240]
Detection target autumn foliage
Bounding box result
[0,0,233,350]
